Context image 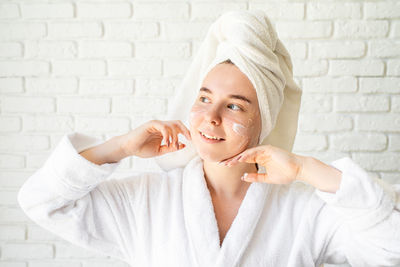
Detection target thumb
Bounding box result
[241,172,268,183]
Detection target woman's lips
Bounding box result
[199,131,225,144]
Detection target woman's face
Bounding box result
[189,63,262,162]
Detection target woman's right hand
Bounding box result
[119,120,192,159]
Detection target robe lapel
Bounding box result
[182,156,270,267]
[182,156,221,267]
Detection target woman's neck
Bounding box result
[202,160,258,199]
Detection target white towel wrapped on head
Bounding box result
[155,10,302,171]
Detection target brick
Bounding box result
[0,207,29,222]
[0,225,25,240]
[387,60,400,76]
[26,153,49,169]
[392,21,400,38]
[0,190,18,205]
[48,22,102,39]
[26,78,78,94]
[113,96,166,115]
[302,76,357,93]
[0,4,19,18]
[58,97,110,114]
[3,97,54,113]
[0,23,46,40]
[23,115,74,132]
[307,3,361,19]
[0,78,23,93]
[163,59,191,77]
[77,2,131,18]
[28,225,60,241]
[134,3,188,20]
[353,153,400,171]
[31,261,80,267]
[292,59,328,77]
[331,133,387,152]
[0,154,24,169]
[0,42,23,57]
[364,2,400,19]
[249,3,304,19]
[82,260,131,267]
[192,3,247,20]
[75,117,130,133]
[357,114,400,131]
[334,20,389,38]
[381,172,400,184]
[135,78,179,97]
[334,95,389,112]
[21,3,73,19]
[392,96,400,113]
[369,40,400,58]
[104,22,158,40]
[55,241,101,259]
[25,41,77,59]
[136,42,190,59]
[0,172,31,187]
[0,262,26,267]
[292,134,327,151]
[359,77,400,94]
[329,60,384,76]
[80,79,134,95]
[282,42,306,59]
[276,21,332,39]
[53,60,106,76]
[79,41,132,58]
[0,135,49,151]
[0,61,49,76]
[109,60,162,76]
[0,117,21,132]
[298,114,353,132]
[300,94,332,113]
[164,22,211,40]
[3,244,53,259]
[388,134,400,151]
[309,41,365,59]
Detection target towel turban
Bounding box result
[154,10,302,171]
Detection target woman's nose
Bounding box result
[204,107,222,125]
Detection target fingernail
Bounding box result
[241,172,248,180]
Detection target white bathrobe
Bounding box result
[18,132,400,267]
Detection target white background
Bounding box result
[0,0,399,266]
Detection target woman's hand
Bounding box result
[119,120,191,159]
[221,145,306,184]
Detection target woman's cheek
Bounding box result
[224,116,255,148]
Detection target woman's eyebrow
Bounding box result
[200,87,252,104]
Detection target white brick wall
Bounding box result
[0,1,398,267]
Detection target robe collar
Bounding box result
[182,156,270,267]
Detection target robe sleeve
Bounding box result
[313,157,400,266]
[17,132,136,263]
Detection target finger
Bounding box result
[241,172,268,183]
[159,142,185,155]
[169,125,180,150]
[176,120,192,141]
[157,125,170,147]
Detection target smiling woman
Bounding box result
[17,9,400,267]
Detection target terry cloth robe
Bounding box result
[18,132,400,267]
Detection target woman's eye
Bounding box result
[228,104,242,111]
[199,96,210,103]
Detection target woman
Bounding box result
[18,11,400,267]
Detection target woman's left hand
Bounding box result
[221,145,306,184]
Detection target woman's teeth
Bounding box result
[200,132,223,140]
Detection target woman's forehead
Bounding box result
[201,63,258,102]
